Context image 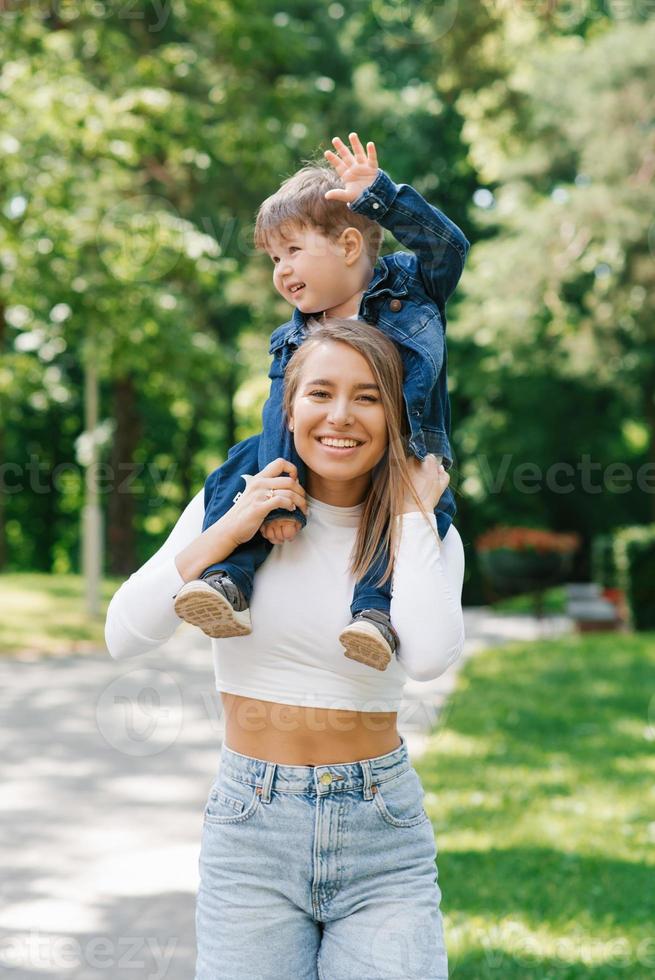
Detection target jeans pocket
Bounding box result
[204,773,260,825]
[374,767,430,828]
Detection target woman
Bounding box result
[106,317,465,980]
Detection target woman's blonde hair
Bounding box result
[282,317,439,588]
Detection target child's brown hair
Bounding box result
[254,162,384,266]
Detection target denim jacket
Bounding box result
[259,169,470,475]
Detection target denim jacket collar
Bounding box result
[268,256,410,354]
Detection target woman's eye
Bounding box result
[308,391,378,403]
[289,246,300,253]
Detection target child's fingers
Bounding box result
[367,141,378,169]
[331,135,355,165]
[348,132,366,161]
[324,149,346,174]
[324,189,350,202]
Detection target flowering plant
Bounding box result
[475,527,581,555]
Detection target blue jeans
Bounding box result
[201,433,454,616]
[194,734,449,979]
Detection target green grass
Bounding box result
[417,632,655,978]
[0,573,121,655]
[492,585,567,615]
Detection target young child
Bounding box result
[174,132,469,671]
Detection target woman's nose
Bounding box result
[328,401,354,425]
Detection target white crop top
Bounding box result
[105,491,465,712]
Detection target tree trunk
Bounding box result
[224,356,238,455]
[107,376,140,575]
[645,378,655,524]
[180,405,201,505]
[0,302,6,570]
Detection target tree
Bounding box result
[455,16,655,540]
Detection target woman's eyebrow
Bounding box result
[304,378,380,391]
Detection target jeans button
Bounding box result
[320,772,332,785]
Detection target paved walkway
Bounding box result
[0,609,572,979]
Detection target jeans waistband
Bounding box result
[218,734,411,802]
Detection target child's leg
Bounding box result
[257,388,308,527]
[350,480,457,617]
[200,434,273,603]
[349,539,392,618]
[434,481,456,540]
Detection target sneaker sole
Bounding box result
[174,581,252,638]
[339,621,392,672]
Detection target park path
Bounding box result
[0,609,572,979]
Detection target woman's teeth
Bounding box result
[318,438,361,448]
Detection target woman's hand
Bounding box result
[402,455,450,514]
[224,458,309,548]
[174,459,308,583]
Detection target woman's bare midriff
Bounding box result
[221,692,401,765]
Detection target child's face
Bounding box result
[266,223,355,316]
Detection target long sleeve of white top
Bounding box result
[104,490,202,660]
[105,493,466,683]
[390,512,465,681]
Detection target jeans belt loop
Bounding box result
[259,762,276,804]
[360,759,376,801]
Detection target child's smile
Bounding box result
[266,224,367,318]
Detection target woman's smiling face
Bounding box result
[287,340,389,505]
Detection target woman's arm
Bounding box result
[391,514,465,682]
[105,490,205,660]
[105,459,309,661]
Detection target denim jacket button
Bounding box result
[372,202,380,209]
[389,299,402,312]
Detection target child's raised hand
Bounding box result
[324,133,379,204]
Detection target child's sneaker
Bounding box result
[339,609,399,672]
[174,572,252,638]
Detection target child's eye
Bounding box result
[271,256,280,264]
[359,395,378,402]
[309,390,329,398]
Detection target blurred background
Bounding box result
[1,3,654,978]
[1,1,654,625]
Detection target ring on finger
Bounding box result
[266,488,276,499]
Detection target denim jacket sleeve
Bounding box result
[349,169,470,314]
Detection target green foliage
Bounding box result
[591,533,620,590]
[614,525,655,631]
[1,3,651,584]
[452,16,655,588]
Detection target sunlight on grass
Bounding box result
[0,573,121,655]
[417,633,655,979]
